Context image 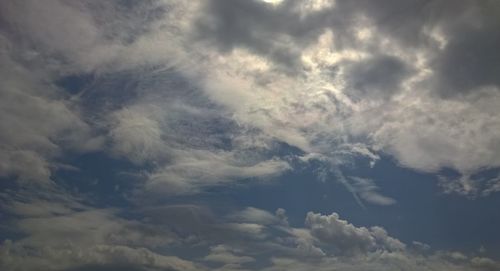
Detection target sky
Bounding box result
[1,0,500,270]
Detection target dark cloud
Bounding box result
[432,2,500,97]
[79,0,168,45]
[334,0,437,46]
[335,0,500,97]
[195,0,500,98]
[193,0,337,73]
[344,55,412,100]
[193,0,435,71]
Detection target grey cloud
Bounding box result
[0,0,170,74]
[0,40,102,183]
[344,55,412,100]
[341,0,500,98]
[471,257,500,270]
[0,243,199,271]
[138,204,216,236]
[275,208,289,226]
[193,0,433,72]
[63,264,150,271]
[203,245,255,265]
[194,0,337,72]
[333,0,436,47]
[195,0,500,98]
[428,1,500,97]
[0,194,195,271]
[369,226,406,251]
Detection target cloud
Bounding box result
[2,0,500,198]
[305,212,374,255]
[204,245,255,265]
[343,54,412,100]
[0,39,102,183]
[228,207,279,225]
[0,242,199,271]
[193,0,335,73]
[0,191,198,271]
[348,177,396,206]
[146,150,290,195]
[2,1,500,270]
[349,86,500,195]
[429,1,500,97]
[303,212,405,255]
[109,105,167,164]
[1,193,498,271]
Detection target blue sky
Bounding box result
[1,1,500,270]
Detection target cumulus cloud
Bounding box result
[305,212,405,255]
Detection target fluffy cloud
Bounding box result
[305,212,404,255]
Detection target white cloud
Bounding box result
[349,177,396,206]
[109,105,167,164]
[228,207,279,225]
[305,212,376,254]
[147,150,290,195]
